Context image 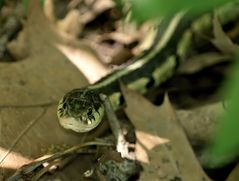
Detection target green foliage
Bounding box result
[21,0,28,12]
[0,0,44,11]
[208,57,239,159]
[130,0,228,22]
[40,0,45,6]
[21,0,45,12]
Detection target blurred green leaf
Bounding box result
[22,0,28,12]
[21,0,45,12]
[40,0,45,6]
[130,0,228,21]
[209,56,239,158]
[0,0,5,8]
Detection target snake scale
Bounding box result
[57,2,239,133]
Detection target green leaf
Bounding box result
[130,0,229,22]
[207,56,239,165]
[22,0,28,12]
[21,0,45,12]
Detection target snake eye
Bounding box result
[87,108,92,116]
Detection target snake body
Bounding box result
[57,3,239,132]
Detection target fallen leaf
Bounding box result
[0,2,103,179]
[121,85,212,181]
[177,102,224,147]
[57,43,111,84]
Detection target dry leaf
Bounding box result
[225,163,239,181]
[211,14,239,55]
[79,0,115,24]
[57,43,111,84]
[57,10,83,38]
[177,102,224,147]
[0,2,103,179]
[121,85,212,181]
[178,52,230,74]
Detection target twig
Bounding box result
[99,94,132,159]
[6,141,112,181]
[31,159,59,181]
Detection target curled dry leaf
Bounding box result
[56,10,83,38]
[178,52,231,74]
[78,0,115,25]
[121,84,212,181]
[211,14,239,55]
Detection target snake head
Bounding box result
[57,89,105,133]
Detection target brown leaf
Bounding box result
[177,102,224,147]
[0,2,103,179]
[226,163,239,181]
[178,52,230,74]
[121,85,212,181]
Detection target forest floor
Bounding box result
[0,1,239,181]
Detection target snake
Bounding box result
[57,2,239,133]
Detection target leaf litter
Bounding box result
[122,84,212,181]
[1,0,239,180]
